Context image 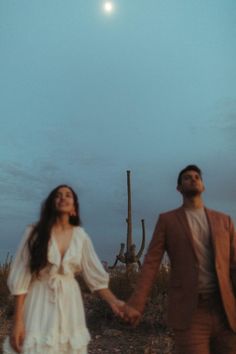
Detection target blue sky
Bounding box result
[0,0,236,263]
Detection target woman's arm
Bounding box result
[95,288,125,318]
[10,294,27,353]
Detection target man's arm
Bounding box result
[127,214,166,314]
[229,216,236,295]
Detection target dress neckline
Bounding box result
[51,226,75,261]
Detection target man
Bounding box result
[124,165,236,354]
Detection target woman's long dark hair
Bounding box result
[28,185,81,275]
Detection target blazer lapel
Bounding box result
[175,206,199,262]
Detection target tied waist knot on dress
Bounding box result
[48,272,74,303]
[40,263,81,334]
[45,263,78,301]
[45,242,82,304]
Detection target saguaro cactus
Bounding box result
[110,170,146,269]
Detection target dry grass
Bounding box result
[0,254,13,316]
[81,263,171,330]
[0,254,14,354]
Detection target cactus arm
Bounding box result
[126,170,133,252]
[136,219,146,260]
[109,243,126,268]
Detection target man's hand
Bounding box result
[10,319,25,353]
[123,303,142,326]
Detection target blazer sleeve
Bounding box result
[128,214,166,313]
[229,216,236,295]
[7,226,33,295]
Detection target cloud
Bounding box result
[210,98,236,146]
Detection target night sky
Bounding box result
[1,0,236,263]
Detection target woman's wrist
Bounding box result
[96,288,117,304]
[13,310,24,324]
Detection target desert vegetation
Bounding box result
[0,258,175,353]
[0,254,14,353]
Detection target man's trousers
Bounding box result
[174,292,236,354]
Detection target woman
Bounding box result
[3,185,124,354]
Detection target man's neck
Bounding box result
[182,196,204,209]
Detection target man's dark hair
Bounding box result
[177,165,202,186]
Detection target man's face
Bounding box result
[177,170,205,197]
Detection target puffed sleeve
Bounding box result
[7,225,33,295]
[80,231,109,292]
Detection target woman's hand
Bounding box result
[109,298,125,318]
[95,288,125,319]
[10,319,25,353]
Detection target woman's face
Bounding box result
[54,186,76,215]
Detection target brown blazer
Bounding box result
[128,207,236,331]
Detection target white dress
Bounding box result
[3,225,109,354]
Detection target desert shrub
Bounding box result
[108,265,139,301]
[83,263,171,329]
[144,264,170,328]
[0,254,11,306]
[109,263,170,301]
[84,266,140,326]
[0,254,13,316]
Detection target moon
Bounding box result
[103,1,114,13]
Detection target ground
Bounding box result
[0,299,175,354]
[88,322,174,354]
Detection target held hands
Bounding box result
[10,319,25,353]
[96,288,141,326]
[122,303,142,326]
[109,298,125,318]
[109,299,142,326]
[96,288,125,319]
